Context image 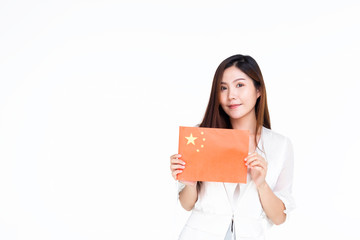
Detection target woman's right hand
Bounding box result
[170,154,197,186]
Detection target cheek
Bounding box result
[240,89,257,103]
[219,93,227,104]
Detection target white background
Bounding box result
[1,0,359,239]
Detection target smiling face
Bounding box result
[219,65,261,121]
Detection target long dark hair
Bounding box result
[196,54,271,191]
[200,54,270,138]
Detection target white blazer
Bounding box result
[177,126,295,240]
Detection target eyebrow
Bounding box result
[220,78,246,84]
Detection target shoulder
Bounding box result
[261,127,294,183]
[261,127,293,156]
[261,126,292,146]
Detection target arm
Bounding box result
[170,154,198,211]
[257,182,286,225]
[179,183,198,211]
[245,140,294,225]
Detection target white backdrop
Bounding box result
[1,0,359,239]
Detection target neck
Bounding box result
[230,109,259,135]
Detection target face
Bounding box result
[219,66,261,120]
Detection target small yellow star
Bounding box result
[185,133,198,145]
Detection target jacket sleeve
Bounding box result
[177,181,186,199]
[273,137,296,216]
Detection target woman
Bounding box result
[170,54,295,240]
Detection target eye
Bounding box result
[220,86,227,91]
[236,83,244,87]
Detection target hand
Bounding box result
[169,154,197,186]
[244,152,268,188]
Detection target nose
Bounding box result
[228,87,237,100]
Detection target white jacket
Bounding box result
[177,127,295,240]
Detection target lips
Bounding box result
[228,104,241,109]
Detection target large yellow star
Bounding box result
[185,133,198,145]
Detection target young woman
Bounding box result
[170,54,295,240]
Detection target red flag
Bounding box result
[178,126,249,183]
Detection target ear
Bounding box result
[256,88,261,98]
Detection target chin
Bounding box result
[227,108,252,120]
[228,113,245,120]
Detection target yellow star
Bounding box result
[185,133,198,145]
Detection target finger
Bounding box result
[245,154,264,164]
[172,170,183,180]
[171,158,186,165]
[249,166,264,171]
[249,157,267,166]
[245,156,259,165]
[249,165,266,174]
[170,154,182,160]
[244,153,258,162]
[246,152,257,158]
[249,161,268,172]
[170,164,185,171]
[248,158,266,166]
[248,160,263,168]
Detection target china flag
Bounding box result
[178,126,249,183]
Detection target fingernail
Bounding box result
[182,162,186,165]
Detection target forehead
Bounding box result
[221,66,250,83]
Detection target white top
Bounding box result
[177,126,295,240]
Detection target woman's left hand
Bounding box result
[245,152,268,188]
